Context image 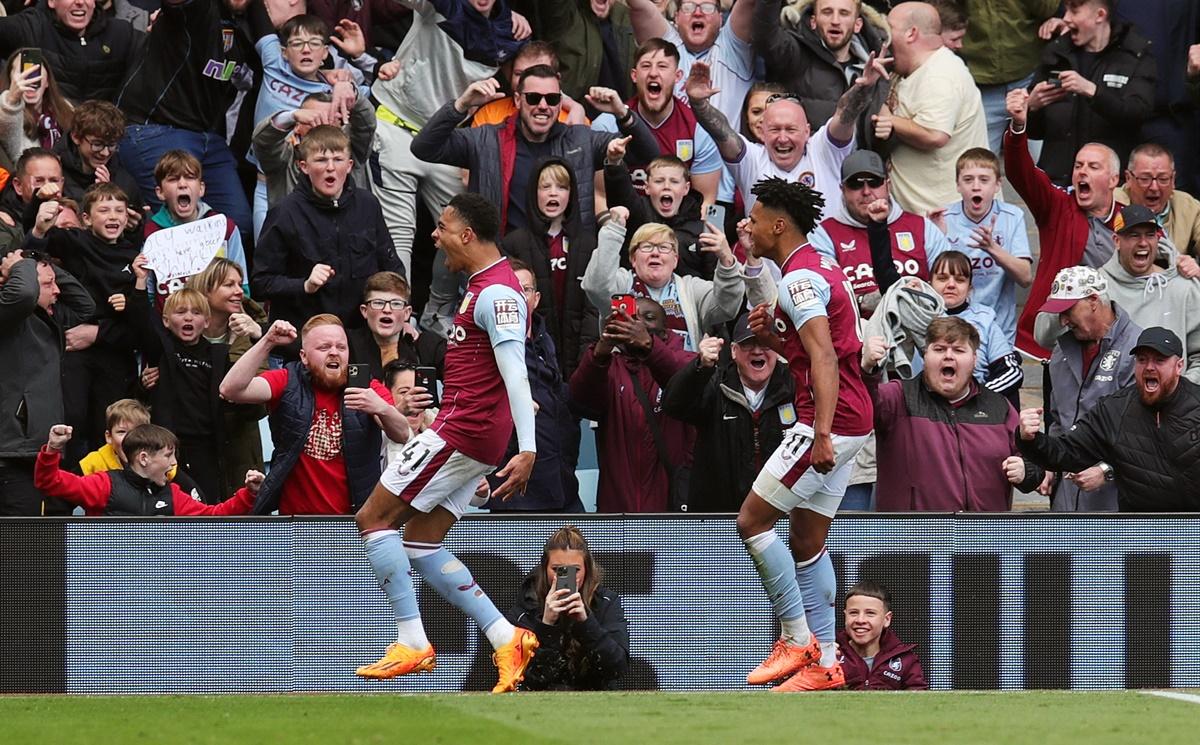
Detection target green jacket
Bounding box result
[537,0,637,101]
[960,0,1059,85]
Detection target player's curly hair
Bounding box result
[750,177,825,235]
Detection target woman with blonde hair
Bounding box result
[507,526,629,690]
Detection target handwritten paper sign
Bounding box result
[142,215,227,282]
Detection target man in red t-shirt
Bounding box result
[219,314,410,515]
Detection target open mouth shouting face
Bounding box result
[1135,349,1182,406]
[762,101,811,172]
[157,172,205,222]
[732,339,777,388]
[302,324,351,391]
[812,0,862,54]
[163,304,210,344]
[299,149,353,200]
[633,49,680,116]
[923,337,975,400]
[646,165,689,219]
[360,291,411,339]
[675,2,722,52]
[282,34,329,77]
[1071,145,1118,214]
[956,166,1000,221]
[1116,225,1160,277]
[85,197,129,241]
[536,171,570,222]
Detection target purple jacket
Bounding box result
[836,628,928,691]
[569,334,695,513]
[871,376,1045,511]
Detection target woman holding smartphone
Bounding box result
[0,48,74,163]
[507,526,630,690]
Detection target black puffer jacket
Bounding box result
[1027,21,1157,186]
[502,157,598,379]
[0,5,143,102]
[661,353,794,512]
[1017,379,1200,511]
[752,0,890,150]
[506,570,629,691]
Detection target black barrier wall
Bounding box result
[1,514,1197,693]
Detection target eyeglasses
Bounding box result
[845,175,886,190]
[520,286,538,296]
[679,2,719,14]
[635,242,677,254]
[365,299,409,310]
[765,93,802,105]
[286,39,327,51]
[1129,173,1174,188]
[85,139,119,153]
[522,92,562,107]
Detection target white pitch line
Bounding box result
[1142,691,1200,705]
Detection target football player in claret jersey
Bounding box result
[353,193,541,693]
[738,177,874,691]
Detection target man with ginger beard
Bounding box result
[1018,327,1200,512]
[1004,85,1123,359]
[219,314,409,515]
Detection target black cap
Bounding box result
[840,150,886,183]
[732,314,755,344]
[1130,327,1183,358]
[1114,204,1159,235]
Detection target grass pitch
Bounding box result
[0,690,1194,744]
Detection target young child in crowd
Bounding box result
[35,423,262,517]
[381,359,437,466]
[29,182,141,460]
[604,144,709,279]
[144,150,248,309]
[836,581,928,691]
[57,100,143,212]
[78,398,207,500]
[937,148,1033,345]
[348,271,444,383]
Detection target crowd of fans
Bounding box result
[1,0,1199,519]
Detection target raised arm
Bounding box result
[827,52,890,144]
[626,0,671,43]
[219,320,296,404]
[685,62,746,163]
[752,0,804,71]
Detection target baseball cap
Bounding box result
[1114,204,1160,235]
[1039,265,1108,314]
[1130,327,1183,358]
[840,150,886,183]
[732,314,756,344]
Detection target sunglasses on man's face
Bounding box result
[845,175,886,190]
[522,92,562,107]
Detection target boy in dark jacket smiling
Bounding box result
[252,125,404,330]
[836,581,927,691]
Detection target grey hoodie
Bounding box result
[1036,237,1200,383]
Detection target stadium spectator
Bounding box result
[185,257,266,354]
[0,49,73,163]
[569,298,695,513]
[1019,327,1200,512]
[929,0,966,52]
[380,360,433,466]
[739,81,787,145]
[469,42,589,128]
[878,2,987,216]
[686,49,888,219]
[253,91,376,215]
[1004,87,1121,359]
[736,178,872,692]
[253,125,403,330]
[115,0,256,251]
[1030,266,1139,511]
[0,0,142,103]
[0,147,63,229]
[35,423,263,516]
[1115,143,1200,258]
[1025,0,1156,186]
[527,0,637,106]
[143,151,249,308]
[501,158,598,379]
[367,0,524,337]
[485,259,579,512]
[662,313,794,512]
[507,525,630,690]
[752,0,890,149]
[863,316,1044,511]
[0,251,94,515]
[603,142,709,279]
[29,183,142,463]
[348,271,445,383]
[934,147,1032,345]
[219,314,409,514]
[56,100,143,220]
[836,581,928,690]
[959,0,1057,154]
[592,38,723,206]
[809,150,950,317]
[581,214,742,353]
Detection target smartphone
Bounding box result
[347,363,371,389]
[415,365,440,406]
[611,293,637,317]
[20,49,43,88]
[705,203,727,231]
[554,565,578,595]
[1049,71,1063,88]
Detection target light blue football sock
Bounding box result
[408,545,514,649]
[745,530,809,641]
[362,530,428,648]
[795,549,837,644]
